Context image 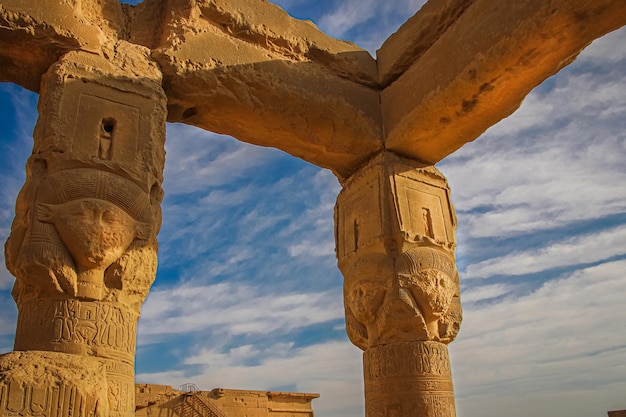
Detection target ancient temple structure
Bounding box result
[0,0,624,416]
[135,383,318,417]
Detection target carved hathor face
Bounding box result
[38,198,150,272]
[396,247,457,319]
[345,254,394,325]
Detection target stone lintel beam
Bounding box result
[129,0,382,179]
[379,0,626,164]
[0,0,128,92]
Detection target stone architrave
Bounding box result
[0,46,166,417]
[335,151,461,417]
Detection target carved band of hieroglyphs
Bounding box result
[14,299,138,363]
[364,341,452,380]
[363,342,456,417]
[0,381,100,417]
[364,394,456,417]
[102,360,135,415]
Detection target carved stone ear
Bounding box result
[345,307,369,350]
[36,203,55,223]
[135,222,151,240]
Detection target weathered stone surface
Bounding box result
[135,0,381,178]
[335,152,461,416]
[364,341,456,417]
[379,0,626,164]
[336,152,461,349]
[0,0,127,91]
[0,351,110,417]
[2,47,166,417]
[135,384,319,417]
[1,1,625,416]
[1,0,625,177]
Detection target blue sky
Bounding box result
[1,2,625,417]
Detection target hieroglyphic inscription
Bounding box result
[364,341,452,379]
[0,382,100,417]
[365,395,456,417]
[364,342,456,417]
[104,361,135,414]
[14,299,137,362]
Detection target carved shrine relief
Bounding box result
[71,94,140,165]
[1,48,165,417]
[393,173,457,248]
[336,153,462,349]
[335,170,385,259]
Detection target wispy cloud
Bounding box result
[318,0,379,38]
[163,124,283,195]
[440,33,626,241]
[156,135,341,295]
[137,340,365,417]
[453,260,626,402]
[138,282,344,342]
[463,225,626,279]
[578,26,626,63]
[461,283,519,304]
[316,0,427,52]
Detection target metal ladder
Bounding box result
[180,384,229,417]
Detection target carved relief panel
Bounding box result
[2,48,167,417]
[334,152,462,417]
[336,152,462,349]
[6,50,166,309]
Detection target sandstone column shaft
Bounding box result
[1,46,167,417]
[335,152,462,417]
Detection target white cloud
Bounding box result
[137,340,365,417]
[463,225,626,279]
[578,26,626,64]
[452,260,626,404]
[461,283,518,304]
[457,384,626,417]
[163,124,282,195]
[288,239,335,258]
[316,0,428,52]
[138,282,344,342]
[318,0,379,38]
[440,44,626,240]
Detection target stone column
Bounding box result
[335,152,462,417]
[0,45,166,417]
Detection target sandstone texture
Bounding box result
[135,384,318,417]
[335,152,461,416]
[2,46,166,417]
[0,351,110,417]
[1,1,625,417]
[1,0,624,179]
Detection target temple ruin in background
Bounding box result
[0,0,625,416]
